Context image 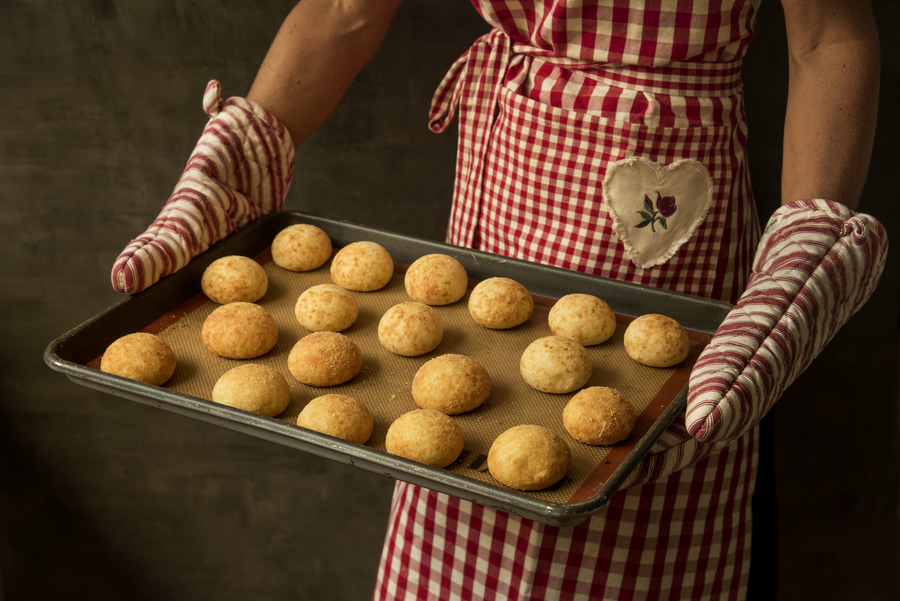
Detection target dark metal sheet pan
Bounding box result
[44,211,731,526]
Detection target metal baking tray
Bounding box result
[44,211,731,527]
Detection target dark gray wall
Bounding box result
[2,1,897,600]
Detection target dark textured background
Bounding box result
[2,1,897,599]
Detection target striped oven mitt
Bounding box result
[686,199,889,445]
[624,199,888,487]
[111,80,294,294]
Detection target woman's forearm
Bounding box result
[780,0,880,210]
[248,0,404,147]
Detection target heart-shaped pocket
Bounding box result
[603,157,714,269]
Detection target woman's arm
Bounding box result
[247,0,405,147]
[780,0,880,210]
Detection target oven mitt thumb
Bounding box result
[686,199,888,445]
[111,80,294,294]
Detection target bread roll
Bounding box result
[488,425,570,491]
[201,255,268,304]
[563,386,635,446]
[412,354,491,414]
[201,302,278,359]
[295,284,358,332]
[623,314,690,368]
[386,409,464,468]
[271,224,332,272]
[548,293,616,346]
[520,335,592,394]
[330,241,394,291]
[297,394,373,445]
[212,364,290,417]
[288,331,362,387]
[404,254,468,306]
[100,332,176,386]
[468,277,533,329]
[378,302,443,357]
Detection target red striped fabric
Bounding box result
[686,199,889,444]
[111,80,294,294]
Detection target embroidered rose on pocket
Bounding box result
[604,157,713,269]
[636,192,677,233]
[656,193,677,218]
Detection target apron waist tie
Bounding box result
[428,30,510,249]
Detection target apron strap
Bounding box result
[429,30,511,249]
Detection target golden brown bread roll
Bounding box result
[212,364,291,417]
[288,331,362,387]
[201,302,278,359]
[412,354,491,415]
[330,241,394,292]
[548,293,617,346]
[623,314,690,368]
[201,255,268,304]
[520,335,592,394]
[297,394,373,445]
[563,386,635,446]
[488,425,570,491]
[271,224,332,272]
[378,302,443,357]
[404,254,468,306]
[386,409,464,468]
[468,277,533,329]
[295,284,358,333]
[100,332,176,386]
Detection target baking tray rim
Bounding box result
[43,210,732,527]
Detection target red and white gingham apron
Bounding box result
[375,2,761,599]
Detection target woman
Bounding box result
[112,1,885,599]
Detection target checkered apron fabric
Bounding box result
[375,1,761,599]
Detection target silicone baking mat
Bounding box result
[47,211,730,525]
[85,246,707,506]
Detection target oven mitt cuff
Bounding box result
[686,199,888,445]
[111,80,294,294]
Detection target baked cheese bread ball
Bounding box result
[520,335,592,394]
[296,394,373,445]
[378,302,443,357]
[548,293,617,346]
[201,255,268,304]
[100,332,176,386]
[295,284,358,332]
[211,364,290,417]
[385,409,464,468]
[271,223,333,272]
[488,425,571,491]
[468,277,533,329]
[404,254,468,306]
[412,354,491,415]
[288,331,362,387]
[623,314,690,368]
[330,241,394,292]
[563,386,635,446]
[201,302,278,359]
